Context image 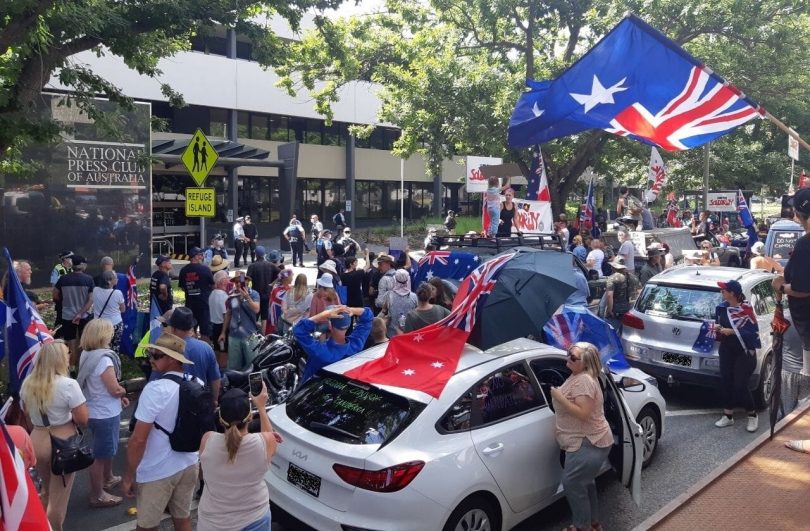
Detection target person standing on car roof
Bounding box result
[550,342,614,531]
[773,189,810,453]
[713,280,760,433]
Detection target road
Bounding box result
[70,362,765,530]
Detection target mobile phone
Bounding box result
[249,372,263,396]
[239,272,246,286]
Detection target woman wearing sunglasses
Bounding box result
[549,342,613,531]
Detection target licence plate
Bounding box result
[287,463,321,497]
[662,352,692,367]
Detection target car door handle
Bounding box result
[482,443,504,455]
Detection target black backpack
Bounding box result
[154,374,216,453]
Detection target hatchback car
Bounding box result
[764,219,804,266]
[266,338,666,531]
[621,266,793,406]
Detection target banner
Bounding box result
[512,198,553,234]
[466,156,502,193]
[644,147,666,203]
[707,191,736,212]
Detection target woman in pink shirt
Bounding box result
[550,342,614,531]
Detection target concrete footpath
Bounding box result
[636,400,810,530]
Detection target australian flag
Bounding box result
[692,320,719,353]
[2,248,53,393]
[508,15,763,150]
[119,258,139,357]
[413,251,481,285]
[728,303,761,350]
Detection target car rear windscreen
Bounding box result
[771,231,801,260]
[285,373,425,445]
[637,284,722,321]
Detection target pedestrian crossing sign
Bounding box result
[181,129,218,186]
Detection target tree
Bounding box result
[278,0,810,216]
[0,0,344,171]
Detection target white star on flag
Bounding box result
[570,75,628,112]
[532,102,544,118]
[431,361,444,369]
[413,334,424,343]
[473,256,480,262]
[402,368,416,376]
[454,259,459,264]
[6,307,18,327]
[425,270,434,280]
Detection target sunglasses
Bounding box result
[147,349,166,361]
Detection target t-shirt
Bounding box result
[786,233,810,311]
[56,272,94,320]
[284,225,304,243]
[227,290,260,338]
[133,371,200,483]
[179,263,214,304]
[606,272,633,315]
[23,376,86,427]
[618,240,636,272]
[209,289,229,325]
[92,287,125,325]
[150,270,173,315]
[83,355,122,419]
[243,223,258,240]
[554,373,613,452]
[403,305,450,333]
[182,338,221,385]
[385,291,418,337]
[246,260,278,298]
[340,270,366,307]
[586,250,605,278]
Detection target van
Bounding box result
[764,219,804,266]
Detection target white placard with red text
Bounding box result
[512,198,553,234]
[706,192,736,212]
[466,156,502,193]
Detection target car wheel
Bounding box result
[443,495,500,531]
[636,405,660,468]
[755,352,774,408]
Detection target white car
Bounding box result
[266,338,666,531]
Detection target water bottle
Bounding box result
[398,314,407,329]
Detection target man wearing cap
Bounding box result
[122,333,201,531]
[338,227,360,258]
[219,272,261,370]
[242,215,258,265]
[203,235,229,267]
[247,246,280,325]
[283,219,306,267]
[295,304,372,382]
[53,255,94,368]
[233,217,246,268]
[603,257,639,329]
[150,256,174,317]
[50,251,73,286]
[179,247,215,341]
[639,246,664,286]
[149,308,221,401]
[749,241,784,273]
[374,254,396,309]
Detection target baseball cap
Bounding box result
[255,246,266,257]
[717,280,743,297]
[188,246,203,257]
[155,255,171,266]
[219,389,251,426]
[790,188,810,216]
[327,305,352,330]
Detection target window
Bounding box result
[209,108,228,138]
[289,117,306,143]
[356,181,386,219]
[250,114,269,140]
[235,40,252,60]
[237,111,250,140]
[269,116,290,142]
[636,285,722,321]
[751,281,776,315]
[439,364,543,432]
[190,34,227,56]
[323,122,343,146]
[299,179,323,220]
[286,373,426,445]
[324,180,345,221]
[304,119,323,144]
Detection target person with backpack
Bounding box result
[123,333,215,531]
[333,209,347,232]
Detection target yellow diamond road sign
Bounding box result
[181,129,218,187]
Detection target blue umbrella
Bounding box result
[543,305,630,370]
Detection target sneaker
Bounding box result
[715,415,734,428]
[747,414,759,432]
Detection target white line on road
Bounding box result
[665,408,723,417]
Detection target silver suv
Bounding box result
[621,266,792,406]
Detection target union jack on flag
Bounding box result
[692,319,720,353]
[442,253,513,333]
[266,286,288,334]
[413,251,479,286]
[0,420,50,529]
[728,302,761,350]
[418,251,451,267]
[508,15,763,151]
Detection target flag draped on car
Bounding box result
[0,420,50,530]
[508,14,763,150]
[413,251,480,286]
[345,254,514,398]
[2,248,53,393]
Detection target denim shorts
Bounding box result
[88,415,120,459]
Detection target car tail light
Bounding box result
[333,461,425,492]
[622,312,645,330]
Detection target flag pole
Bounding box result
[400,158,404,238]
[765,111,810,151]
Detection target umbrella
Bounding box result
[543,305,631,370]
[460,248,579,350]
[769,301,790,440]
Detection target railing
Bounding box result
[431,233,566,253]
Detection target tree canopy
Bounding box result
[279,0,810,214]
[0,0,342,172]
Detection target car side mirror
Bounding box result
[618,376,646,392]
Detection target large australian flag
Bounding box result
[508,14,763,151]
[2,248,53,393]
[413,251,481,286]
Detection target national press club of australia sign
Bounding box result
[63,140,148,189]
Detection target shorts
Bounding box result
[211,323,224,347]
[88,414,120,458]
[61,317,91,341]
[137,464,199,528]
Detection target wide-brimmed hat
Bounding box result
[155,309,174,324]
[268,250,282,264]
[317,273,334,289]
[608,257,627,270]
[376,254,395,266]
[145,332,193,364]
[167,306,197,331]
[319,260,338,276]
[751,241,765,256]
[210,255,229,272]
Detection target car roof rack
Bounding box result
[431,233,565,253]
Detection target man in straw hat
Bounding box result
[123,333,201,531]
[373,254,396,309]
[639,245,665,286]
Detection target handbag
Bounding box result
[41,410,94,484]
